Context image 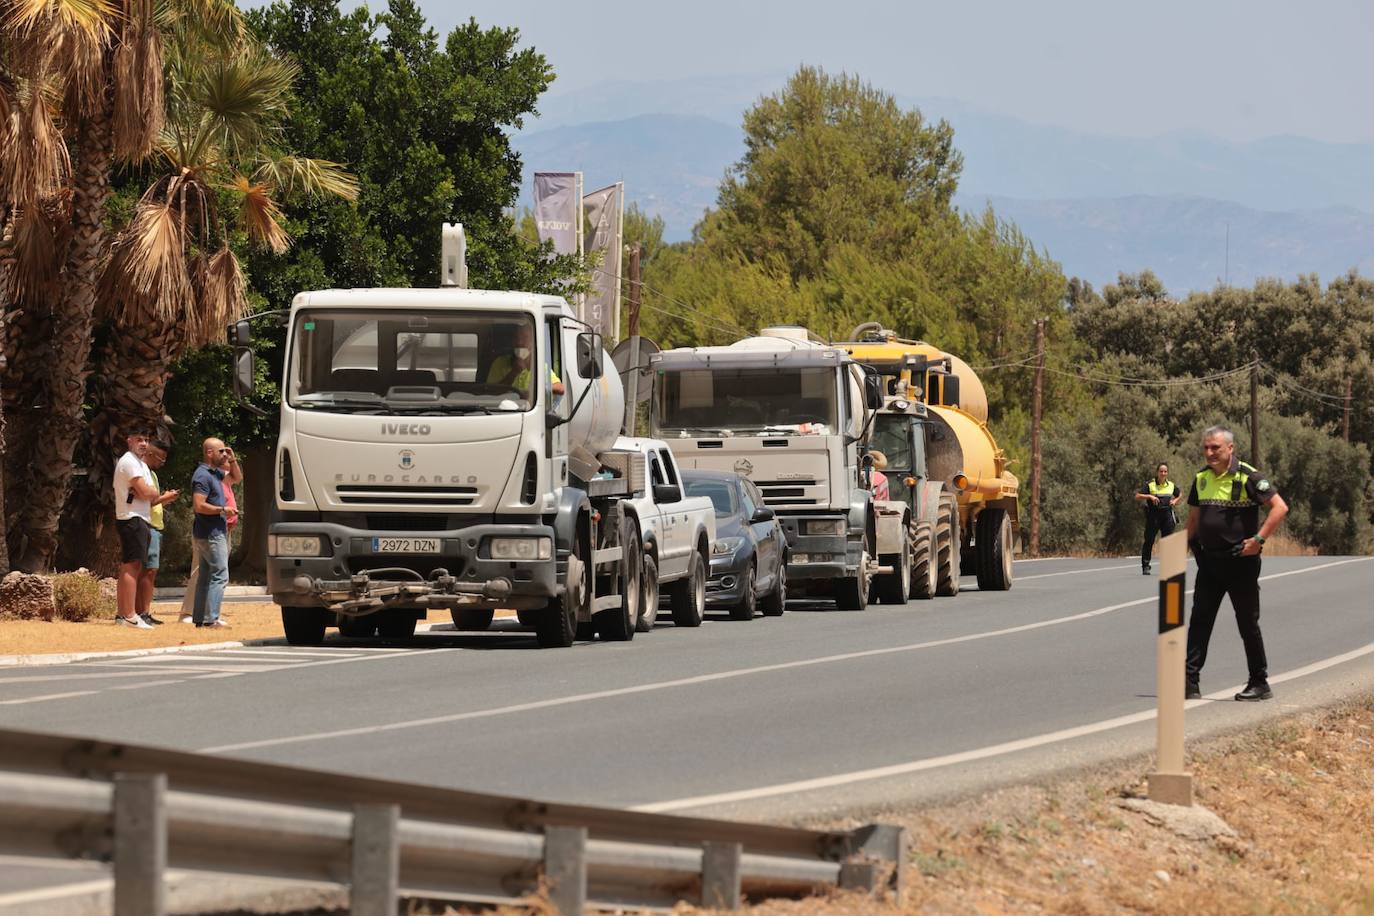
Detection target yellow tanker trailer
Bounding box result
[841,324,1018,592]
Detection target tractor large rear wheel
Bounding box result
[935,494,961,597]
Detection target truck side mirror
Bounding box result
[863,372,883,410]
[942,375,961,408]
[576,331,603,379]
[652,483,681,504]
[227,319,253,347]
[233,347,256,399]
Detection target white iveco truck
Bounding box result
[648,328,885,609]
[232,226,648,648]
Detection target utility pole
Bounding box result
[623,244,643,435]
[1344,377,1353,443]
[1029,318,1045,557]
[1249,355,1260,469]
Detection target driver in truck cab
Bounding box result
[486,324,565,397]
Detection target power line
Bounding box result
[589,265,752,341]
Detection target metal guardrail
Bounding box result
[0,728,906,914]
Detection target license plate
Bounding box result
[371,537,441,554]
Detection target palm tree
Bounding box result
[78,32,357,537]
[2,0,249,571]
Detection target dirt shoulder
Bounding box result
[727,695,1374,914]
[0,601,286,656]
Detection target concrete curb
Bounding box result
[151,585,268,600]
[0,621,455,669]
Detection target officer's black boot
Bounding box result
[1234,681,1273,701]
[1185,678,1201,700]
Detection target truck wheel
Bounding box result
[595,519,641,641]
[873,533,911,605]
[635,553,660,632]
[835,551,870,611]
[975,508,1015,591]
[729,563,757,620]
[537,530,585,648]
[451,608,494,631]
[759,559,787,616]
[935,493,961,597]
[378,610,419,639]
[282,607,327,646]
[670,550,706,627]
[910,522,937,600]
[338,614,378,638]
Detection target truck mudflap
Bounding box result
[267,520,558,614]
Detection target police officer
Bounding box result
[1136,462,1180,575]
[1185,424,1288,701]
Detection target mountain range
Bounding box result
[511,75,1374,294]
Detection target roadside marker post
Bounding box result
[1148,531,1193,806]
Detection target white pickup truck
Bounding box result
[615,436,717,631]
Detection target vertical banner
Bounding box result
[582,181,624,343]
[533,172,582,256]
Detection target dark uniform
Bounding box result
[1138,477,1178,572]
[1185,455,1278,693]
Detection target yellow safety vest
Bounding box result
[1192,462,1261,508]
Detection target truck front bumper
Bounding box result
[777,516,857,581]
[267,520,558,613]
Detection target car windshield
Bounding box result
[288,310,540,414]
[871,414,913,470]
[685,479,737,518]
[655,367,837,435]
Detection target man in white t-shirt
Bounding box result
[113,431,173,629]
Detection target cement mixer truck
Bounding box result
[648,327,886,610]
[233,225,655,648]
[842,324,1019,593]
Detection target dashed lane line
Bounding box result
[202,557,1370,755]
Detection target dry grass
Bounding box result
[0,601,285,656]
[712,697,1374,915]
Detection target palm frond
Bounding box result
[253,154,360,202]
[1,196,69,304]
[101,198,192,325]
[152,0,245,51]
[194,49,296,161]
[186,243,244,345]
[3,0,117,41]
[0,79,70,212]
[50,17,110,118]
[111,18,165,161]
[232,175,289,253]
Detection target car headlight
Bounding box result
[269,534,325,557]
[488,536,552,561]
[712,537,746,556]
[802,519,845,537]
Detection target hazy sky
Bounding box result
[326,0,1374,143]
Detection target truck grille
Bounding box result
[754,479,821,506]
[335,485,477,506]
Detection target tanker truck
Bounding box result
[648,327,886,610]
[230,225,655,648]
[841,324,1018,593]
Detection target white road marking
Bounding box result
[203,557,1370,754]
[0,690,97,706]
[633,637,1374,812]
[0,670,165,685]
[0,878,112,908]
[212,648,354,658]
[1017,563,1142,580]
[98,654,289,664]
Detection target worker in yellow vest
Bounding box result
[1135,462,1181,574]
[1185,425,1288,702]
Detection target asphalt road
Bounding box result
[2,555,1373,907]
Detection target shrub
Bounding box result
[50,571,114,622]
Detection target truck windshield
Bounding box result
[655,367,838,435]
[287,310,541,413]
[871,414,913,470]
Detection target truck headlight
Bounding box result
[269,534,325,557]
[803,519,845,537]
[712,537,746,556]
[488,537,552,561]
